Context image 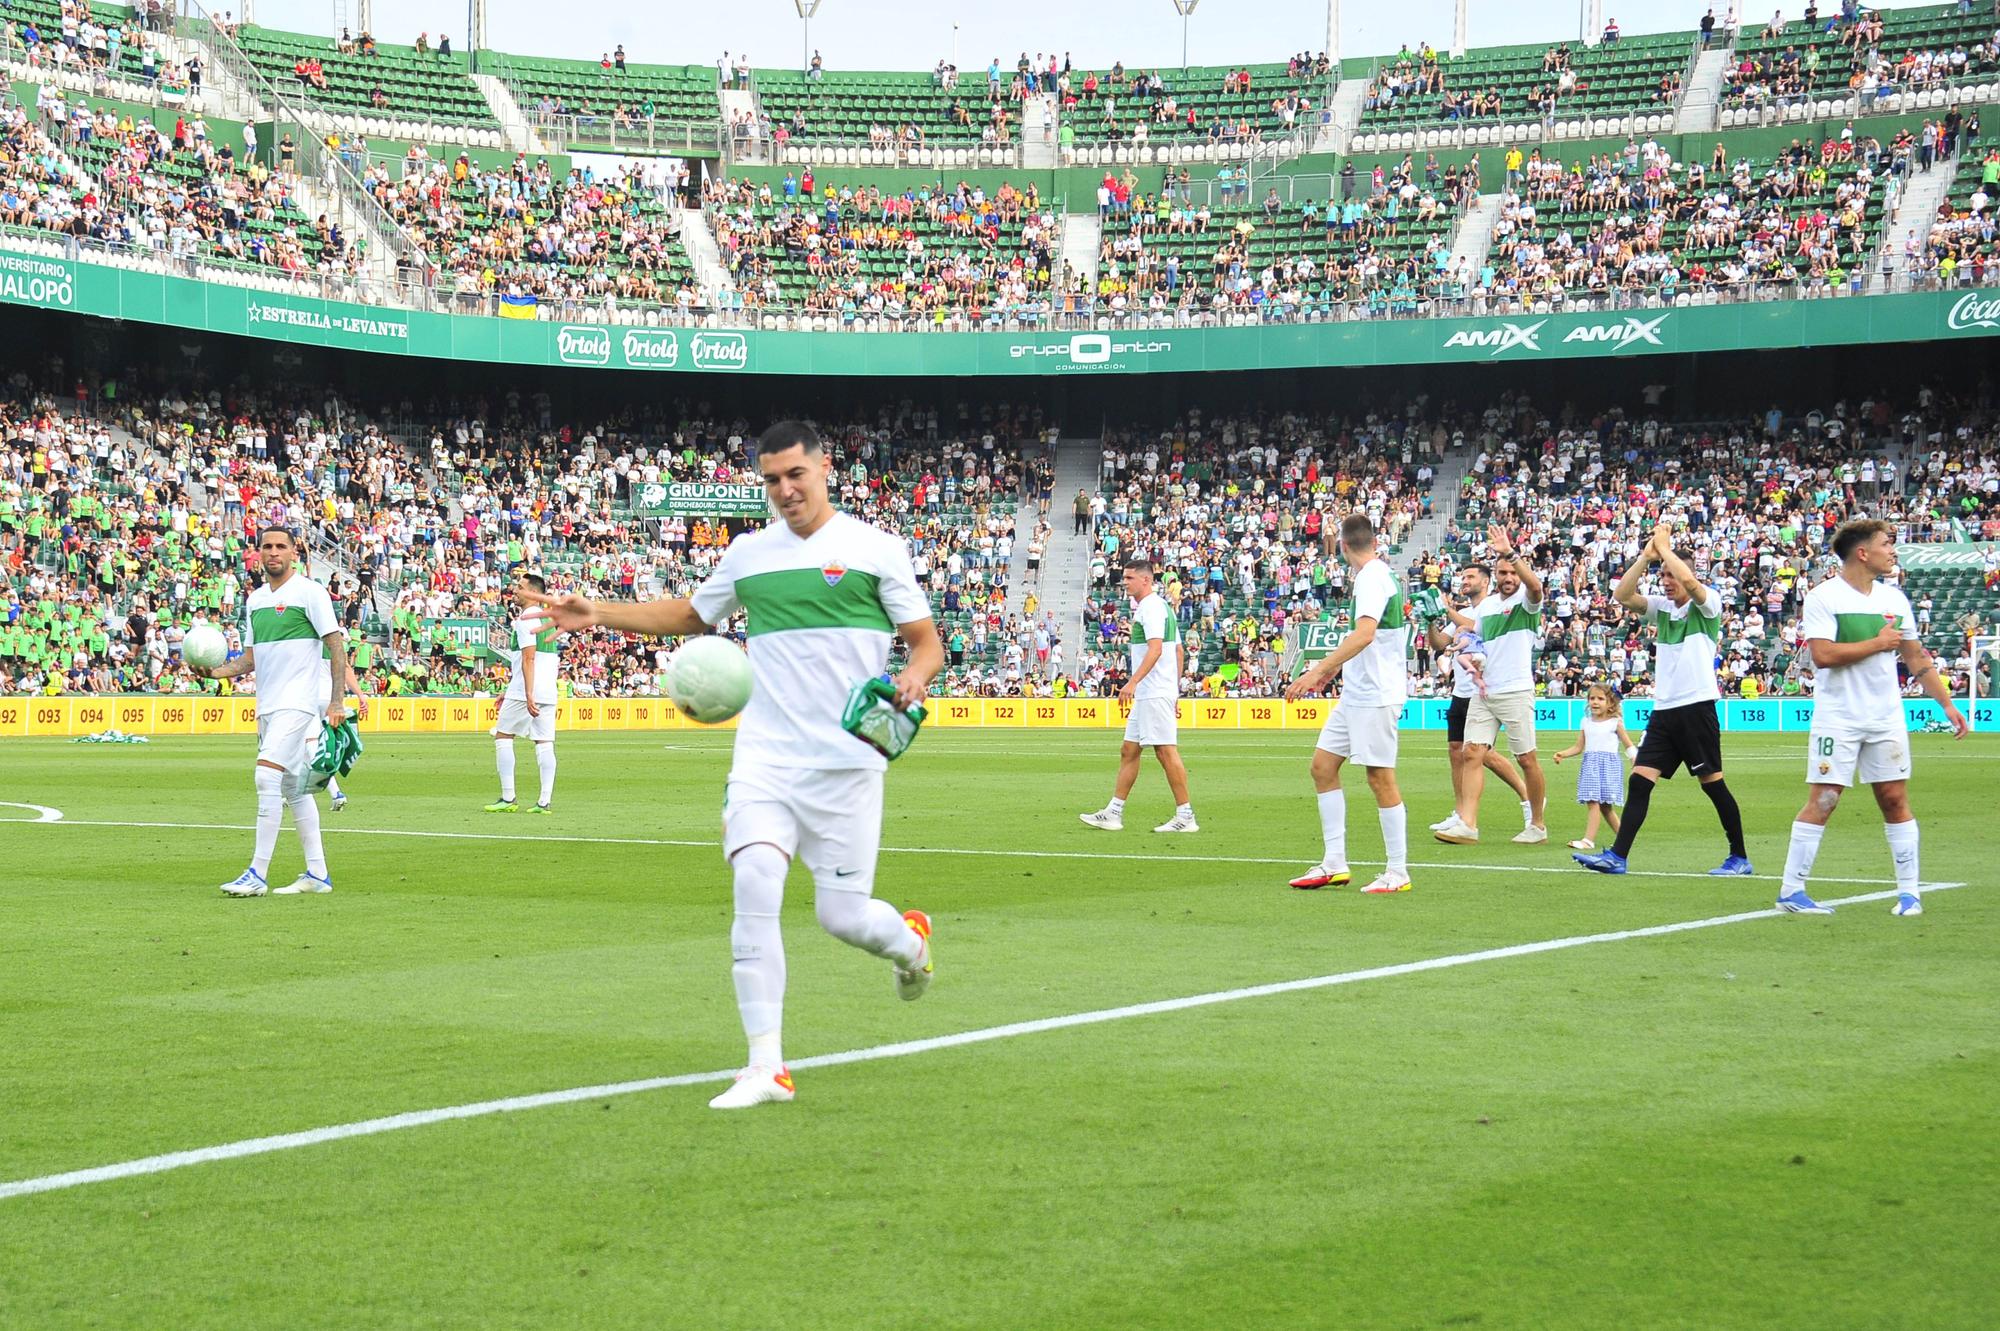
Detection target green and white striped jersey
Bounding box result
[243,573,338,715]
[691,512,932,773]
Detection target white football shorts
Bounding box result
[724,765,885,894]
[1315,701,1401,768]
[1123,695,1179,747]
[255,708,319,773]
[1805,728,1911,788]
[497,697,557,742]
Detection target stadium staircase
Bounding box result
[1445,193,1504,287]
[1319,74,1371,154]
[1870,149,1960,292]
[1673,41,1733,133]
[719,83,762,161]
[1399,447,1473,560]
[1034,439,1105,652]
[1021,93,1059,168]
[470,73,551,154]
[677,208,734,302]
[1060,213,1101,291]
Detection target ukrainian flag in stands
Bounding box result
[498,293,538,320]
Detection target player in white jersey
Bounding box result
[1420,564,1534,837]
[1078,562,1197,833]
[1435,525,1549,846]
[1284,514,1414,895]
[1777,518,1968,916]
[1576,521,1752,877]
[192,527,349,897]
[521,421,943,1110]
[486,572,561,814]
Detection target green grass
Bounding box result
[1,728,1995,1330]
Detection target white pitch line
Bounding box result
[0,816,1950,887]
[0,880,1968,1203]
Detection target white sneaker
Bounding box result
[273,871,333,895]
[1153,813,1199,833]
[1359,870,1413,894]
[1511,825,1550,845]
[707,1064,796,1110]
[1433,816,1478,845]
[1428,813,1459,832]
[219,868,268,897]
[1078,809,1124,831]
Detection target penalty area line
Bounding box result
[0,815,1953,887]
[0,879,1968,1203]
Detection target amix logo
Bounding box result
[690,332,749,370]
[1006,333,1173,368]
[622,330,679,368]
[1443,314,1668,357]
[555,326,611,365]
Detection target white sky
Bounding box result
[251,0,1727,72]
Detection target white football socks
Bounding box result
[1379,802,1408,875]
[287,785,327,878]
[535,742,557,806]
[251,765,283,876]
[494,737,516,802]
[1885,819,1920,895]
[1107,797,1126,815]
[1521,798,1535,827]
[1318,788,1347,870]
[729,843,789,1065]
[1781,820,1825,894]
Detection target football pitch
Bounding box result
[2,727,1995,1330]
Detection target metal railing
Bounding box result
[525,112,723,156]
[171,0,448,280]
[752,135,1024,169]
[8,203,1995,337]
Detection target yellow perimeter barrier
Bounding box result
[0,696,1336,737]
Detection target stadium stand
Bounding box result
[366,152,700,314]
[1723,2,2000,119]
[233,24,497,129]
[1481,138,1887,307]
[702,174,1061,325]
[485,50,721,136]
[1355,30,1694,134]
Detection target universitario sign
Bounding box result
[5,244,2000,376]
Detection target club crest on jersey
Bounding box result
[822,561,847,587]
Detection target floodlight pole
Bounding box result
[469,0,486,59]
[1173,0,1200,70]
[356,0,372,34]
[794,0,822,78]
[1453,0,1468,57]
[1586,0,1603,46]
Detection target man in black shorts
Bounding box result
[1575,521,1752,876]
[1423,565,1533,837]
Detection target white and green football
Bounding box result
[668,635,753,724]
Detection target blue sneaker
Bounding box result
[274,871,333,895]
[1776,890,1834,915]
[1709,855,1755,876]
[1891,892,1923,917]
[1573,849,1628,874]
[219,868,268,897]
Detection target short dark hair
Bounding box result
[1123,559,1156,576]
[255,525,297,547]
[518,572,547,593]
[1672,545,1696,567]
[1832,517,1893,561]
[758,420,824,456]
[1340,514,1376,549]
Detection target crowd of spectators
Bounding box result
[703,173,1062,323]
[366,150,698,313]
[6,355,1998,705]
[1480,134,1885,307]
[1726,14,2000,110]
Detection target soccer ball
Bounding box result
[182,624,228,670]
[668,635,753,724]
